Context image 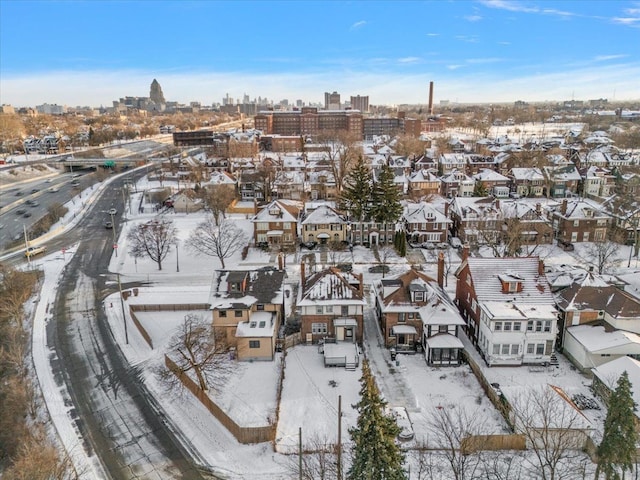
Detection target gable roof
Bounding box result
[302,205,346,225]
[556,281,640,318]
[252,199,303,223]
[460,257,555,304]
[298,268,365,306]
[210,267,285,309]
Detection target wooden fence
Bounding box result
[165,355,276,444]
[461,433,526,454]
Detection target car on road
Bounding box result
[108,208,117,216]
[29,201,39,207]
[25,246,47,258]
[104,221,113,229]
[15,191,23,196]
[71,180,80,187]
[15,209,26,215]
[31,188,39,193]
[23,212,32,218]
[48,187,60,193]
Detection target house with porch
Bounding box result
[300,204,349,245]
[549,198,611,244]
[455,256,557,367]
[297,265,365,345]
[210,268,286,361]
[374,265,465,365]
[472,169,511,198]
[509,167,545,198]
[407,169,441,198]
[251,199,302,248]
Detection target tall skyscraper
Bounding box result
[324,91,341,110]
[149,79,165,104]
[350,95,369,113]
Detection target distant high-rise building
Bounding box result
[324,91,341,110]
[350,95,369,113]
[149,79,165,104]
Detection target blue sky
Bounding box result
[1,0,639,107]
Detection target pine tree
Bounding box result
[473,180,488,197]
[370,164,403,224]
[347,360,406,480]
[339,155,372,222]
[596,370,638,480]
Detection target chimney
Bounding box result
[561,199,568,215]
[437,251,445,288]
[428,81,434,116]
[300,262,306,291]
[444,200,450,217]
[358,273,364,297]
[495,199,500,210]
[278,253,284,271]
[461,244,470,262]
[538,259,545,276]
[536,203,541,215]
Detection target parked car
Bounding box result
[449,237,463,249]
[256,241,269,249]
[421,242,436,250]
[336,263,353,273]
[436,242,449,250]
[558,239,575,251]
[300,241,317,250]
[25,246,47,258]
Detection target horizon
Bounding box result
[1,0,640,108]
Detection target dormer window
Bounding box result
[498,273,524,293]
[414,291,424,302]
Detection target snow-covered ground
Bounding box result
[19,168,640,479]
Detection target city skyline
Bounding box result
[1,0,639,108]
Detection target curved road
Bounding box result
[46,172,208,479]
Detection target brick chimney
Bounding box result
[461,244,470,262]
[437,251,445,288]
[561,199,568,216]
[538,258,545,276]
[358,273,364,297]
[536,203,541,215]
[444,201,450,217]
[300,262,306,291]
[495,199,500,210]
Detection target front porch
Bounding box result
[424,333,464,366]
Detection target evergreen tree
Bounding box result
[347,360,406,480]
[596,371,638,480]
[370,164,403,224]
[473,180,488,197]
[339,155,372,222]
[397,233,407,257]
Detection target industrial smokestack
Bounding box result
[428,81,434,115]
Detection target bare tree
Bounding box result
[286,434,339,480]
[477,217,550,258]
[127,218,177,270]
[0,265,39,328]
[317,130,362,195]
[186,217,247,269]
[164,313,234,392]
[202,185,236,225]
[585,232,623,274]
[509,386,590,480]
[425,405,487,480]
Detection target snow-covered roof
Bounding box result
[482,301,557,320]
[252,200,303,223]
[235,311,276,338]
[567,325,640,354]
[463,257,555,304]
[298,268,365,306]
[301,205,345,225]
[592,356,640,413]
[403,202,450,225]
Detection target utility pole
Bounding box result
[337,394,342,480]
[23,225,31,267]
[111,212,117,257]
[298,426,303,480]
[117,272,129,344]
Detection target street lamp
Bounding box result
[110,212,117,257]
[175,239,180,272]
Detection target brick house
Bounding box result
[472,168,511,198]
[542,164,581,198]
[407,169,441,198]
[252,199,303,248]
[297,265,365,344]
[374,265,465,365]
[440,170,475,198]
[510,167,545,198]
[454,256,557,367]
[403,201,451,244]
[210,268,286,361]
[550,198,611,244]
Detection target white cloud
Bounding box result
[478,0,539,14]
[397,57,421,64]
[350,20,366,30]
[425,33,440,36]
[611,16,640,25]
[464,14,483,22]
[593,54,628,61]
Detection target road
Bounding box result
[3,163,211,478]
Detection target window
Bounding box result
[257,304,265,311]
[415,292,424,301]
[325,305,333,313]
[536,344,544,355]
[492,344,500,355]
[219,310,227,318]
[341,306,349,316]
[527,321,533,331]
[544,321,551,332]
[439,325,448,333]
[283,222,291,229]
[312,323,328,334]
[527,344,535,354]
[257,222,269,230]
[513,322,521,331]
[249,340,260,349]
[535,321,542,332]
[504,322,512,331]
[235,310,243,317]
[316,306,323,314]
[398,313,406,323]
[501,344,510,355]
[511,344,520,355]
[494,322,502,331]
[408,312,415,319]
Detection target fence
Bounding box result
[460,433,526,454]
[165,355,276,444]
